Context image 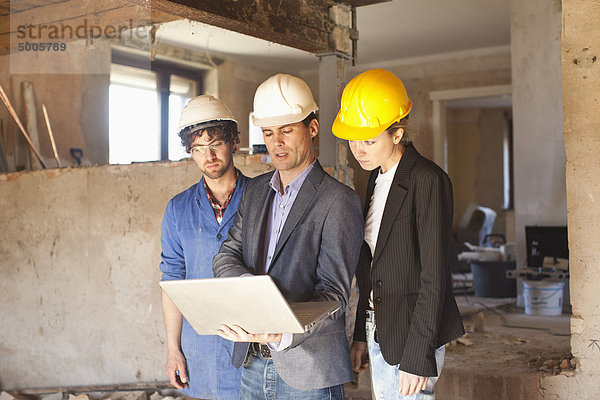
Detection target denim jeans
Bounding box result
[366,310,445,400]
[240,353,345,400]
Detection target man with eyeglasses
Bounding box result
[159,95,247,399]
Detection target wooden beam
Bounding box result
[129,0,334,53]
[0,0,388,57]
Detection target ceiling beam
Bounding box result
[130,0,389,53]
[129,0,334,53]
[0,0,390,56]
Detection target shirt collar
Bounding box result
[269,159,316,195]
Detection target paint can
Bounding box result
[523,280,565,316]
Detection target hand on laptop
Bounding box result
[217,323,282,344]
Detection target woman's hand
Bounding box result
[350,340,369,372]
[398,370,428,396]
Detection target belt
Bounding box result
[249,342,272,359]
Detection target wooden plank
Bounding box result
[14,382,172,395]
[42,104,61,168]
[0,81,47,168]
[334,0,391,6]
[0,118,9,172]
[21,81,42,169]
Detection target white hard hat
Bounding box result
[252,73,319,127]
[178,95,237,132]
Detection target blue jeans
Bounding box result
[240,353,345,400]
[366,310,445,400]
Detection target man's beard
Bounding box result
[202,158,232,179]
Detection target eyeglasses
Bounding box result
[190,140,225,154]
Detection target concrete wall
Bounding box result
[539,0,600,398]
[510,0,567,271]
[0,158,271,389]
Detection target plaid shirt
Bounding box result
[203,170,239,224]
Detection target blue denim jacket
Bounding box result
[160,173,247,399]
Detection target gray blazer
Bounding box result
[213,160,364,390]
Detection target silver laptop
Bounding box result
[159,275,340,335]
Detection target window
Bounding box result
[109,52,201,164]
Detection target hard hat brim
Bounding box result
[180,118,237,133]
[252,108,318,128]
[332,116,389,141]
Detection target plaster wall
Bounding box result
[447,108,508,235]
[538,0,600,397]
[0,158,272,389]
[510,0,567,272]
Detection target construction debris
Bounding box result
[100,391,147,400]
[69,395,93,400]
[457,336,474,346]
[529,355,576,375]
[473,311,485,333]
[2,390,185,400]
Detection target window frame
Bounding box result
[110,49,203,161]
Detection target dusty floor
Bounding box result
[6,297,571,400]
[345,296,572,399]
[447,297,571,374]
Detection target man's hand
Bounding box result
[217,324,282,344]
[398,370,428,396]
[166,348,189,390]
[350,341,369,372]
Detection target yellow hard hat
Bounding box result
[332,69,412,141]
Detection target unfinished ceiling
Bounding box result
[155,0,511,72]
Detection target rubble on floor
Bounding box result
[0,391,186,400]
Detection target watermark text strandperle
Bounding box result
[16,19,149,45]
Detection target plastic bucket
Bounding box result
[469,261,517,298]
[523,280,565,316]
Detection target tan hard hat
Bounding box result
[178,95,237,132]
[252,73,319,127]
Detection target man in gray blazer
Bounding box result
[213,73,364,399]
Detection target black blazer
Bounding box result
[353,143,464,377]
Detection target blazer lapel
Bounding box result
[372,144,420,265]
[269,161,323,268]
[251,175,276,274]
[364,169,378,217]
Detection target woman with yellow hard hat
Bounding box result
[332,69,465,399]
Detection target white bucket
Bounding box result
[523,280,565,316]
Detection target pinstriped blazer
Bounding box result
[353,143,464,377]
